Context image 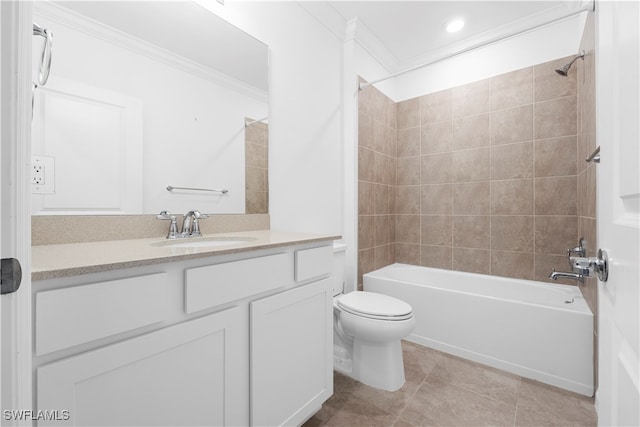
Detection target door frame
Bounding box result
[1,0,33,421]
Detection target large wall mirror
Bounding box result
[31,1,269,216]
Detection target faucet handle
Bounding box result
[566,237,586,259]
[156,210,172,220]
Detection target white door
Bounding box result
[595,1,640,425]
[1,1,33,422]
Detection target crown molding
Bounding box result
[351,18,399,74]
[296,1,348,42]
[33,2,267,103]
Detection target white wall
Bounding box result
[197,1,345,236]
[32,6,267,215]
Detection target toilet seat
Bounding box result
[336,291,413,321]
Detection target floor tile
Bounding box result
[430,353,521,406]
[515,379,597,426]
[402,340,444,376]
[401,375,516,426]
[323,395,398,427]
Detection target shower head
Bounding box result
[555,50,585,76]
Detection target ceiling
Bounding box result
[318,1,587,70]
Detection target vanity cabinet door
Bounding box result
[37,308,245,426]
[250,278,333,427]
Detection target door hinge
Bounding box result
[1,258,22,295]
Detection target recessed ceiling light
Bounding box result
[446,19,465,33]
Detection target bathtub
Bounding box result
[363,263,594,396]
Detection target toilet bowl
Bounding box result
[332,243,415,391]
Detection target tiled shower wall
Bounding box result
[357,83,397,288]
[358,56,585,287]
[245,119,269,214]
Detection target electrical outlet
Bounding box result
[33,163,45,185]
[32,155,55,194]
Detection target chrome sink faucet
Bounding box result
[181,210,207,237]
[156,210,207,239]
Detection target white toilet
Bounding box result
[332,243,415,391]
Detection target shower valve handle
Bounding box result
[569,249,609,282]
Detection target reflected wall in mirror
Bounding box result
[31,1,269,215]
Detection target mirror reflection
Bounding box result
[31,1,269,215]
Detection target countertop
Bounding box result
[32,230,340,281]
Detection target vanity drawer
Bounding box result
[35,273,169,356]
[295,245,332,282]
[184,253,291,314]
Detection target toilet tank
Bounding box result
[332,243,347,296]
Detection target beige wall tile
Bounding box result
[396,243,421,265]
[491,105,533,145]
[421,153,452,184]
[245,191,267,214]
[374,120,396,157]
[534,136,577,177]
[397,156,421,185]
[454,182,490,215]
[396,185,421,214]
[358,215,375,250]
[374,244,395,270]
[397,98,420,129]
[535,216,578,255]
[453,215,490,249]
[420,245,452,269]
[534,56,578,102]
[374,184,392,214]
[491,251,534,280]
[534,96,577,139]
[398,128,421,157]
[491,179,534,215]
[453,114,490,150]
[421,121,453,155]
[246,142,266,168]
[246,166,267,191]
[453,147,490,182]
[535,176,577,216]
[491,67,533,110]
[490,141,533,180]
[374,152,396,185]
[491,216,534,252]
[359,181,375,215]
[453,248,491,274]
[421,215,452,246]
[421,184,453,215]
[452,80,491,118]
[420,89,452,124]
[397,215,421,244]
[375,215,394,246]
[358,112,374,149]
[359,147,375,182]
[358,248,375,286]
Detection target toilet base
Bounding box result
[334,339,406,392]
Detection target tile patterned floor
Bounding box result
[304,341,597,427]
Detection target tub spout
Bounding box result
[549,270,584,282]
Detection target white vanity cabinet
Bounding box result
[37,308,244,426]
[32,241,334,427]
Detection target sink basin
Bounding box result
[151,236,257,249]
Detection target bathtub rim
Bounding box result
[363,263,592,315]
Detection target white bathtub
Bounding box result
[363,263,594,396]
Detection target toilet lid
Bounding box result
[337,292,413,320]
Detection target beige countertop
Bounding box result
[32,230,340,281]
